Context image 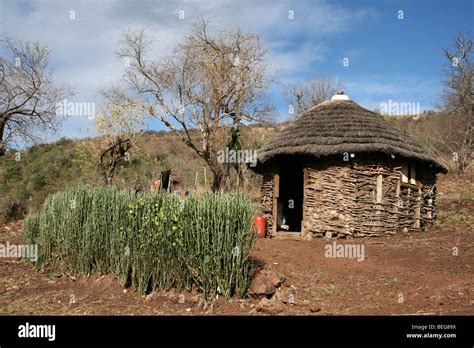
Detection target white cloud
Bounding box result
[1,0,378,141]
[269,42,328,77]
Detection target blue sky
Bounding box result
[1,0,473,144]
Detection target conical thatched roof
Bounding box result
[257,97,447,173]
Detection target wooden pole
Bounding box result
[194,171,199,189]
[414,186,422,229]
[302,168,308,237]
[395,175,401,232]
[272,174,280,237]
[376,174,383,204]
[427,198,432,219]
[395,176,401,213]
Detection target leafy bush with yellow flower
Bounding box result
[23,186,255,299]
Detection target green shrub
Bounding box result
[3,162,23,182]
[31,173,47,190]
[60,155,72,166]
[386,116,397,125]
[56,137,73,146]
[23,214,40,265]
[0,197,27,223]
[23,186,255,300]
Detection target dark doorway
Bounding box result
[277,166,304,232]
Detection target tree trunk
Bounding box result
[223,117,248,190]
[210,166,224,192]
[99,170,113,186]
[0,116,6,157]
[105,176,113,186]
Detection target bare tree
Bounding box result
[284,75,344,116]
[434,33,473,172]
[116,20,272,191]
[440,34,473,117]
[0,37,71,156]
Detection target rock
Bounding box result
[249,270,285,297]
[271,277,282,286]
[249,281,272,297]
[310,306,321,313]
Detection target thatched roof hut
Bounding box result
[254,93,446,239]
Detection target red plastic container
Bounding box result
[253,215,267,238]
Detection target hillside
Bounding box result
[0,112,466,223]
[1,112,473,317]
[0,123,285,223]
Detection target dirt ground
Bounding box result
[0,174,473,315]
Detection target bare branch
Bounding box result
[0,37,73,155]
[114,22,273,190]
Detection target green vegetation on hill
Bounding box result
[0,125,281,223]
[1,138,80,221]
[0,112,466,224]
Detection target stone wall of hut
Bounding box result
[260,161,438,238]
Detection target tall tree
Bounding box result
[284,75,344,116]
[435,33,473,172]
[116,21,272,191]
[0,37,71,156]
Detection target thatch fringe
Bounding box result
[257,100,447,174]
